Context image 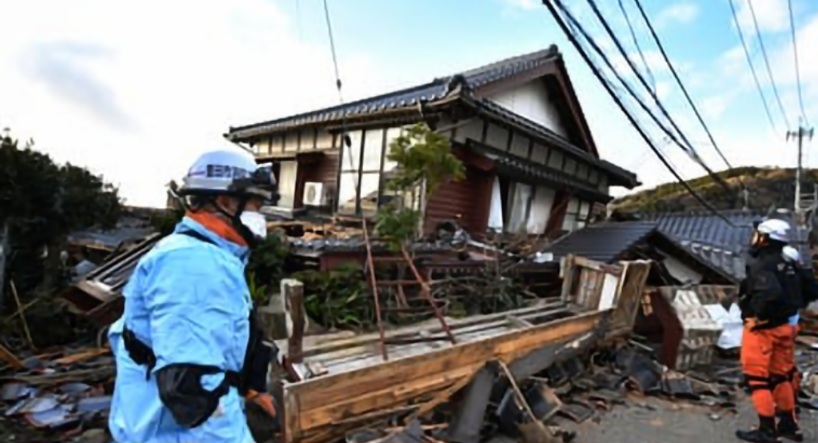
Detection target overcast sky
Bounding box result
[1,0,817,207]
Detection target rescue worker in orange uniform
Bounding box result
[736,219,801,443]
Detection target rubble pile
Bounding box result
[3,214,818,443]
[0,345,114,442]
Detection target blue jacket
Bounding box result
[108,217,254,443]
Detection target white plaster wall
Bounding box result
[526,186,556,234]
[452,119,483,144]
[488,80,567,138]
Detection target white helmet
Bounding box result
[179,150,278,202]
[178,150,278,245]
[756,218,791,243]
[782,245,801,264]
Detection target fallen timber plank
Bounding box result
[283,310,603,442]
[305,304,572,372]
[277,299,566,357]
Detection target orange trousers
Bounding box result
[791,325,801,398]
[741,323,796,417]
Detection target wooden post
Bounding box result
[283,279,305,363]
[261,282,289,341]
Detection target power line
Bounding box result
[726,0,779,133]
[321,0,360,210]
[586,0,734,199]
[321,0,343,103]
[617,0,655,92]
[544,0,734,226]
[631,0,742,184]
[746,0,790,129]
[787,0,809,126]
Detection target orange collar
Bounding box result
[186,211,248,247]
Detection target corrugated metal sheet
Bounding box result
[423,166,493,236]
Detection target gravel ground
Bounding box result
[565,394,818,443]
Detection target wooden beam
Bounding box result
[283,310,602,441]
[279,300,565,357]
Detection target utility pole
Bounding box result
[788,124,815,227]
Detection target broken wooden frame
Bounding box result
[559,255,651,341]
[276,255,651,443]
[60,233,163,326]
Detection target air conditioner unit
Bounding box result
[303,182,327,206]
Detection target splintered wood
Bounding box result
[277,256,653,443]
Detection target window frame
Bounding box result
[336,127,393,216]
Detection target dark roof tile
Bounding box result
[640,210,811,279]
[228,48,561,138]
[227,45,638,186]
[542,221,657,263]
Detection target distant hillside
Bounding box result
[612,167,818,213]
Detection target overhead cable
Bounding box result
[586,0,733,198]
[617,0,656,92]
[746,0,790,129]
[787,0,809,125]
[726,0,779,133]
[321,0,360,208]
[543,0,734,226]
[632,0,744,186]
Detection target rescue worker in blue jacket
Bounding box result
[108,150,278,443]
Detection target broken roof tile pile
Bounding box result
[67,210,158,252]
[0,346,114,441]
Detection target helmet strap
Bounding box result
[214,195,259,248]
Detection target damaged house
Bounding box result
[541,220,737,371]
[225,45,639,239]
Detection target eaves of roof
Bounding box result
[466,139,612,202]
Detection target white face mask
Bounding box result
[239,211,267,240]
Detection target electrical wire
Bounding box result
[322,0,343,103]
[747,0,790,130]
[787,0,809,126]
[322,0,361,212]
[586,0,733,198]
[726,0,779,133]
[631,0,745,189]
[617,0,656,93]
[545,0,734,226]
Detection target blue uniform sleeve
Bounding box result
[144,247,237,371]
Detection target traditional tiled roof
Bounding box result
[640,210,810,280]
[542,221,657,263]
[226,46,638,188]
[228,47,560,139]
